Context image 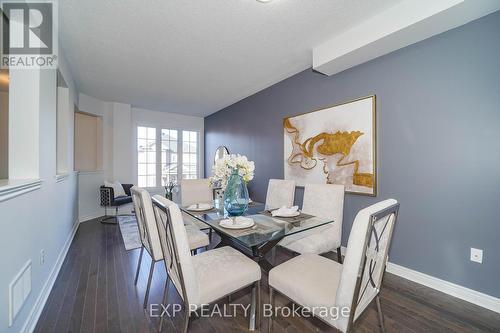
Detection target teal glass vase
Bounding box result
[223,169,249,216]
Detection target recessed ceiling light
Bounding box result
[256,0,273,3]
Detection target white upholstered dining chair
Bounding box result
[180,178,213,206]
[130,187,209,309]
[180,178,214,239]
[268,199,399,333]
[278,184,345,262]
[152,195,262,333]
[265,179,296,209]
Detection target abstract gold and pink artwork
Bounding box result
[284,95,376,196]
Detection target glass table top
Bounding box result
[181,200,334,249]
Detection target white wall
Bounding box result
[0,49,79,333]
[112,103,132,182]
[56,86,70,174]
[0,91,8,179]
[8,69,41,179]
[77,101,205,221]
[76,94,110,221]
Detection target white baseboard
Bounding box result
[386,262,500,313]
[79,204,133,223]
[78,210,103,223]
[20,218,80,333]
[337,246,500,313]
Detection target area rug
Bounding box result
[117,215,141,251]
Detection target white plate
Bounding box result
[272,211,301,218]
[187,204,214,211]
[219,217,255,229]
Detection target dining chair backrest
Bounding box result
[152,195,199,305]
[265,179,296,209]
[180,178,213,207]
[335,199,399,332]
[131,186,149,249]
[131,187,163,261]
[302,183,344,234]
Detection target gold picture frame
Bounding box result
[283,95,377,196]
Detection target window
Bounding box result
[161,129,178,185]
[182,130,198,180]
[137,126,157,187]
[136,127,199,187]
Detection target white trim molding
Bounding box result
[79,210,104,223]
[55,173,70,183]
[0,179,43,203]
[386,262,500,313]
[20,218,80,333]
[337,246,500,313]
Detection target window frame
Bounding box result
[181,130,199,180]
[134,124,202,188]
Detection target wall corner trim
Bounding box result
[20,218,80,333]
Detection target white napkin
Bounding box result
[187,203,212,210]
[271,206,299,217]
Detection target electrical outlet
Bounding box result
[40,249,45,265]
[470,248,483,264]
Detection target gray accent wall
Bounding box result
[204,12,500,298]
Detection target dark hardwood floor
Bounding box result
[34,218,500,333]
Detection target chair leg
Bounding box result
[143,260,156,309]
[249,282,258,331]
[159,276,170,332]
[336,246,343,264]
[376,295,386,333]
[256,281,261,330]
[182,308,190,333]
[100,206,117,223]
[134,246,144,285]
[268,287,274,333]
[209,228,213,242]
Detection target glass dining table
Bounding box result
[181,200,335,271]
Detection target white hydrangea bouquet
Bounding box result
[210,154,255,190]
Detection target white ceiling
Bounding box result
[59,0,403,117]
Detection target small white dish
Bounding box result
[273,211,300,218]
[219,216,255,229]
[271,206,301,217]
[187,203,213,211]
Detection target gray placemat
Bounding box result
[218,221,280,238]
